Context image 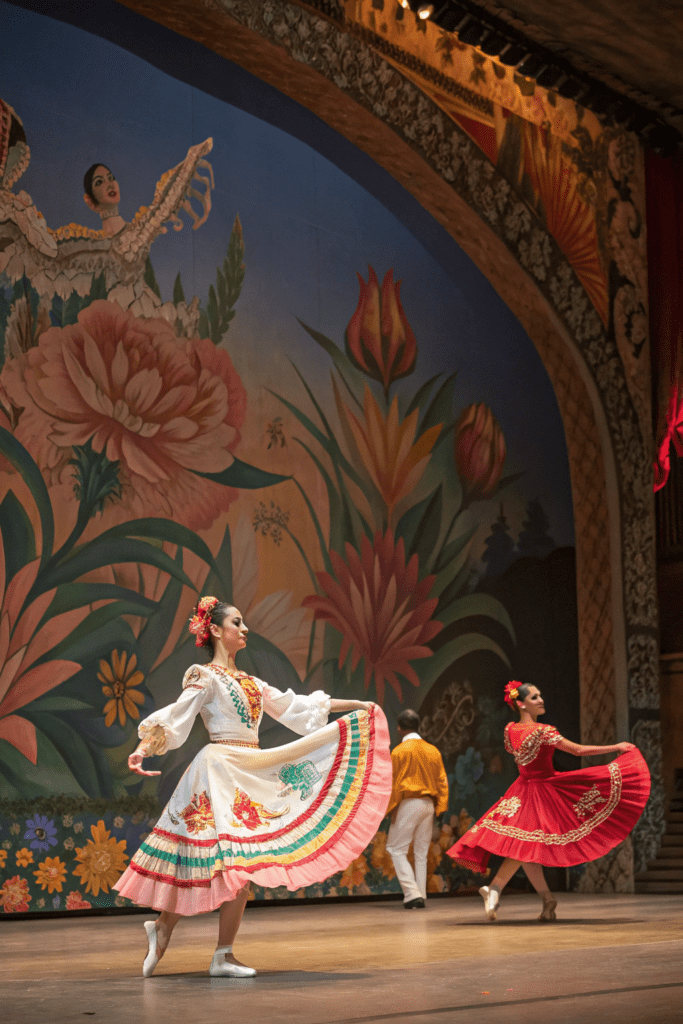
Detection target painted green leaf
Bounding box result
[296,320,365,393]
[0,489,36,583]
[93,518,222,579]
[420,372,457,433]
[36,607,138,668]
[434,525,477,575]
[0,727,89,799]
[193,457,290,490]
[44,583,158,620]
[22,709,109,798]
[27,696,93,712]
[407,484,442,572]
[0,427,54,566]
[435,593,516,641]
[419,632,511,693]
[136,547,185,675]
[405,373,442,418]
[37,538,194,594]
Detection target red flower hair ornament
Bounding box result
[504,681,523,709]
[189,596,219,648]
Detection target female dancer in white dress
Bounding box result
[115,597,392,977]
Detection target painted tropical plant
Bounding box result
[0,220,291,799]
[269,265,517,723]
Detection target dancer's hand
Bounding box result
[128,749,161,776]
[616,742,636,753]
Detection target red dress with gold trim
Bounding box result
[447,722,650,873]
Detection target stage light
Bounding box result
[398,0,411,8]
[431,2,468,32]
[535,65,565,89]
[480,34,506,57]
[499,43,528,66]
[458,17,487,47]
[417,3,434,17]
[515,53,547,78]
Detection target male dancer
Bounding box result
[386,709,449,908]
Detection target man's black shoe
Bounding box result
[404,898,425,909]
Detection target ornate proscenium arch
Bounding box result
[113,0,663,881]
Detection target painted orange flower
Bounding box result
[72,820,128,897]
[0,875,31,913]
[0,850,6,868]
[1,299,247,530]
[346,267,417,396]
[98,650,144,728]
[339,853,368,890]
[15,848,33,868]
[303,530,442,704]
[0,550,84,765]
[66,890,92,911]
[33,855,67,893]
[339,385,441,524]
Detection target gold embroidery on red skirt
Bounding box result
[488,796,521,818]
[475,761,622,845]
[573,784,606,819]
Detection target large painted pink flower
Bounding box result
[2,300,247,530]
[302,530,442,704]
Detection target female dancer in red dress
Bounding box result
[447,681,650,922]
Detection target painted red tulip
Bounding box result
[346,267,417,395]
[454,403,506,500]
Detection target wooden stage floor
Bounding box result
[3,893,683,1024]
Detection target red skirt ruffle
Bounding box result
[447,748,650,873]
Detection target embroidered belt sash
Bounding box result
[211,738,260,749]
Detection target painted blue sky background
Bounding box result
[1,0,574,546]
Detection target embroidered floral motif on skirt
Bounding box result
[114,708,392,914]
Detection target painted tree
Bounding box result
[517,499,555,559]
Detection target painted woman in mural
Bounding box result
[447,682,650,921]
[115,597,392,977]
[0,97,214,322]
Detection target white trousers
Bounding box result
[386,796,434,902]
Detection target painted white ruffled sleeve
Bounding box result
[138,664,213,755]
[262,684,331,735]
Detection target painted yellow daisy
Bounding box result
[72,820,128,897]
[15,848,33,868]
[98,650,145,728]
[33,855,67,894]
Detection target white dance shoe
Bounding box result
[142,920,160,977]
[478,885,500,921]
[209,946,257,977]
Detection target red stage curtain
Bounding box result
[647,152,683,491]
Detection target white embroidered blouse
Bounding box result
[137,663,331,756]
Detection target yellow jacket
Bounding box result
[387,735,449,816]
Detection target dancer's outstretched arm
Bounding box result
[556,736,635,757]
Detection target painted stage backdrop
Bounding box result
[0,3,577,913]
